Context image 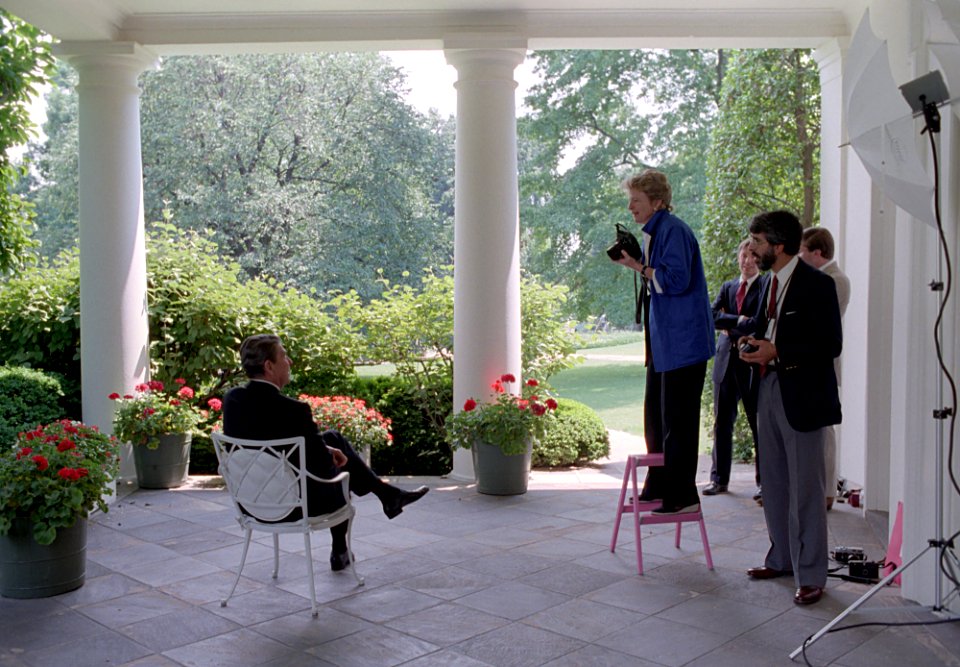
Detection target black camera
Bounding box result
[606,223,643,261]
[738,341,759,354]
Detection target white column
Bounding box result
[445,43,527,481]
[58,43,157,484]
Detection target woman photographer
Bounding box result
[610,169,714,514]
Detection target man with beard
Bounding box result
[738,210,842,606]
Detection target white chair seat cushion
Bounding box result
[224,449,300,522]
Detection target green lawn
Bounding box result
[550,358,647,435]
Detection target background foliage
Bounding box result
[0,9,53,275]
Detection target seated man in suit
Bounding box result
[705,239,763,498]
[223,333,428,571]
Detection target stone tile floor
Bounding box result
[2,434,958,667]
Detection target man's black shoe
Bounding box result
[330,549,351,572]
[702,482,728,496]
[753,487,763,502]
[382,485,429,519]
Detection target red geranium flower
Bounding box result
[108,392,121,400]
[463,398,477,412]
[207,398,222,411]
[526,378,539,387]
[16,447,32,459]
[530,403,547,416]
[177,386,194,399]
[545,398,558,410]
[57,438,76,452]
[32,455,49,471]
[174,378,187,385]
[500,373,516,384]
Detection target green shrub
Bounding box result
[533,397,609,467]
[353,375,452,476]
[0,366,65,447]
[0,225,360,403]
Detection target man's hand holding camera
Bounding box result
[737,336,776,365]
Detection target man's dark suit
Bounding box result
[710,275,763,487]
[752,258,841,589]
[222,381,379,517]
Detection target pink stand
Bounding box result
[610,453,714,574]
[883,500,904,586]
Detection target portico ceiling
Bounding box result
[6,0,868,53]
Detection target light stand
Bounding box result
[790,69,959,661]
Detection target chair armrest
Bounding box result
[304,470,351,500]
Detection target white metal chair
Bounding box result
[212,433,364,617]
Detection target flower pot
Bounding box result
[133,432,192,489]
[0,517,86,598]
[471,439,532,495]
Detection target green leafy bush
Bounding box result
[0,366,65,447]
[533,397,610,467]
[0,225,360,406]
[351,375,452,476]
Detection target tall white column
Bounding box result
[445,43,527,481]
[58,43,157,483]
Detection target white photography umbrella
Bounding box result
[844,10,936,227]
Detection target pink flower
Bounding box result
[463,398,477,412]
[135,383,149,392]
[148,380,164,391]
[207,398,222,411]
[174,378,187,385]
[177,386,194,399]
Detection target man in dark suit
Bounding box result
[739,210,842,607]
[705,240,763,497]
[223,334,428,571]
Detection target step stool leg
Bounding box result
[698,516,714,570]
[610,457,634,552]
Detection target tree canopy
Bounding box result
[0,9,53,275]
[24,53,455,302]
[701,49,820,290]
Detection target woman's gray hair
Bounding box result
[622,169,673,211]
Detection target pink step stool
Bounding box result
[610,453,714,574]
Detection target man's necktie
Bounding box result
[767,275,779,320]
[760,275,778,378]
[735,280,747,314]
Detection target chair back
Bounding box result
[212,433,308,523]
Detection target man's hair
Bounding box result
[748,210,802,256]
[801,227,835,260]
[239,334,282,378]
[622,169,673,211]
